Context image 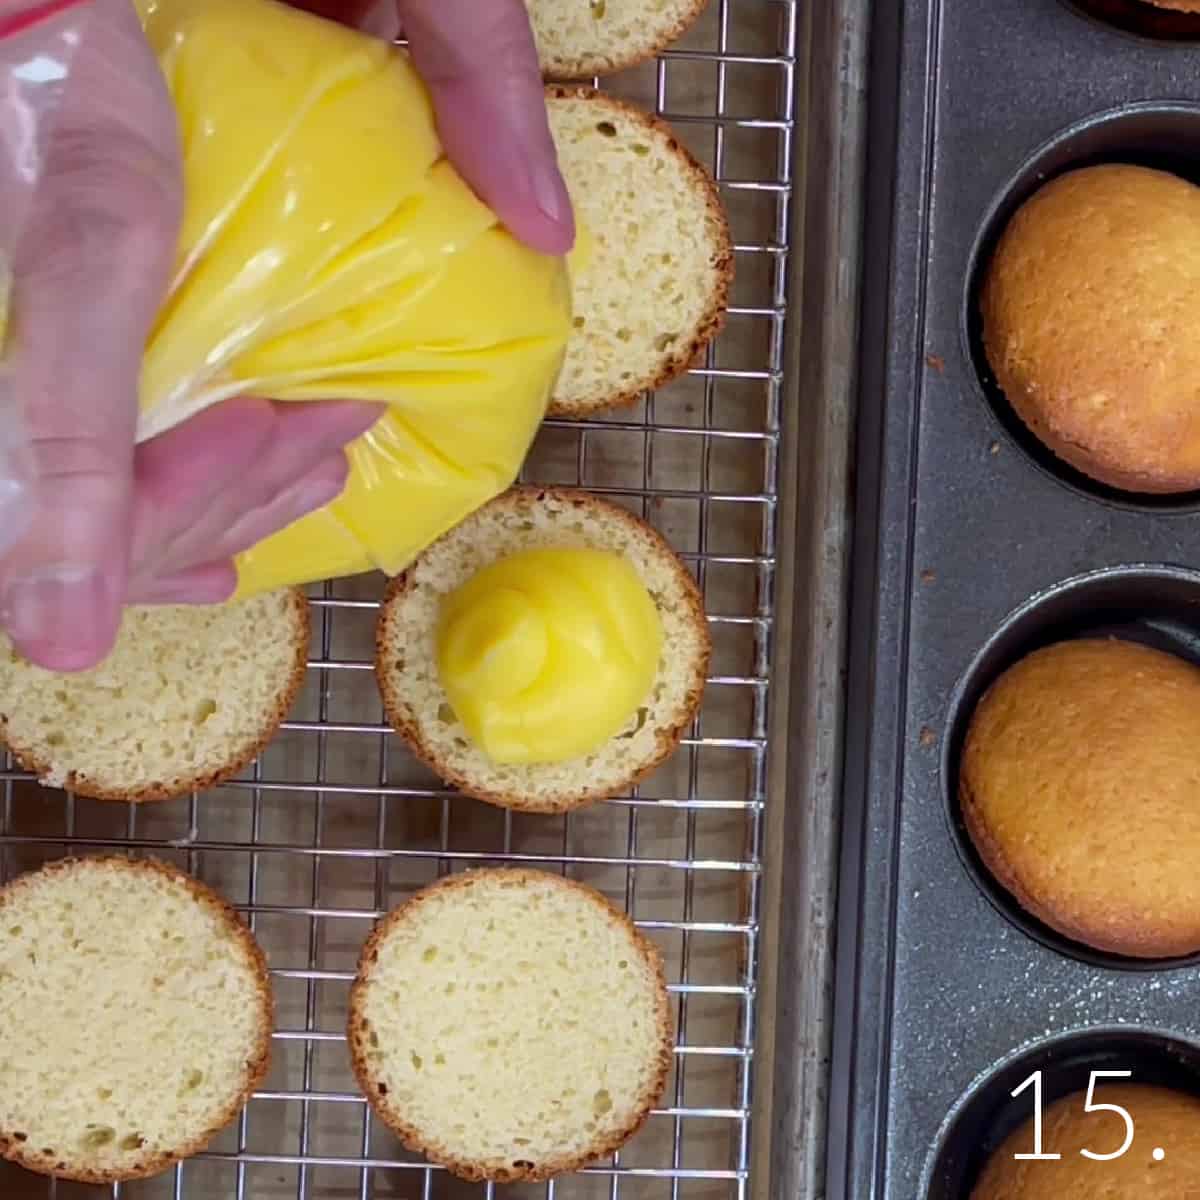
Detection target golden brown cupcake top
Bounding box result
[961,637,1200,957]
[972,1083,1200,1198]
[982,164,1200,493]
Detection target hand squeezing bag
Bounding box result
[132,0,571,593]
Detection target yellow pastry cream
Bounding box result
[109,0,572,595]
[435,549,663,764]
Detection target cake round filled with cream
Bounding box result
[374,487,709,812]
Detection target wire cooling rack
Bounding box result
[0,3,800,1196]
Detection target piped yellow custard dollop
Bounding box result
[436,549,663,764]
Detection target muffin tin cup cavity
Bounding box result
[943,563,1200,971]
[923,1027,1200,1199]
[965,102,1200,512]
[1063,0,1200,41]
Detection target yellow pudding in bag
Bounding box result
[128,0,571,594]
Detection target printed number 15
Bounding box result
[1011,1070,1134,1161]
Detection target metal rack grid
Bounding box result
[0,3,799,1197]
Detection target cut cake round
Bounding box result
[526,0,709,78]
[374,487,710,812]
[0,589,309,802]
[348,867,672,1182]
[0,856,272,1183]
[547,87,732,416]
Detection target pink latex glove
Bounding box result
[0,0,573,673]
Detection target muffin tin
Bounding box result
[831,0,1200,1195]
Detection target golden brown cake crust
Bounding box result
[1144,0,1200,11]
[981,164,1200,494]
[533,0,710,79]
[0,590,310,803]
[375,486,710,812]
[961,638,1200,958]
[0,856,272,1183]
[971,1084,1200,1197]
[545,87,733,417]
[347,868,673,1183]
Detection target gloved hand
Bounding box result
[0,0,573,673]
[299,0,574,254]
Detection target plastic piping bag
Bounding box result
[0,0,92,559]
